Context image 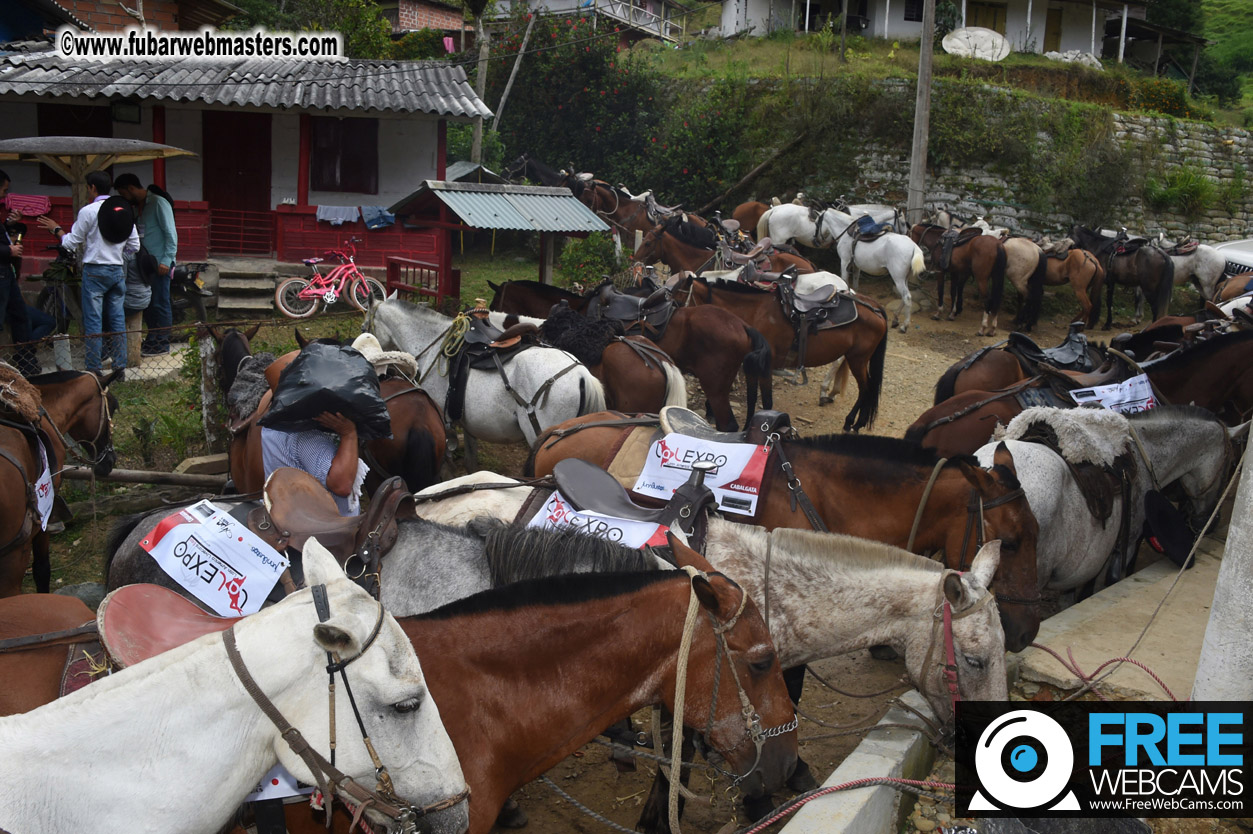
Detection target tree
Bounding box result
[1144,0,1197,34]
[464,0,492,163]
[224,0,393,59]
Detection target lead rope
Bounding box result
[667,566,707,834]
[907,458,947,552]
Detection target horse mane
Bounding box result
[26,370,88,385]
[496,280,585,300]
[1142,328,1253,372]
[662,216,717,250]
[1127,403,1222,425]
[540,306,620,366]
[788,432,978,470]
[764,527,944,576]
[480,522,656,587]
[415,569,680,620]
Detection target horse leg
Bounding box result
[842,353,871,432]
[31,531,50,594]
[781,665,819,791]
[950,272,965,320]
[634,721,696,834]
[932,270,945,321]
[463,432,479,473]
[1104,272,1116,330]
[819,359,849,406]
[1133,288,1144,324]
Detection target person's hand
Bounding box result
[36,216,59,234]
[157,263,171,276]
[5,210,19,225]
[7,243,21,258]
[314,412,357,438]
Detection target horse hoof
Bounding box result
[787,759,819,792]
[898,324,909,334]
[931,313,941,321]
[496,798,529,829]
[818,396,833,406]
[742,793,777,822]
[946,314,956,321]
[869,645,899,661]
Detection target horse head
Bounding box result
[671,568,798,798]
[951,444,1041,653]
[268,539,469,833]
[901,541,1008,722]
[631,224,665,264]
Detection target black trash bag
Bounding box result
[259,343,392,439]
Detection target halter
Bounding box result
[42,371,115,471]
[223,586,468,834]
[918,569,997,716]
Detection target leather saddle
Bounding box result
[775,280,858,331]
[1006,321,1098,374]
[98,583,235,668]
[1162,237,1199,256]
[1110,232,1149,257]
[938,227,984,270]
[593,283,675,337]
[554,458,715,537]
[660,405,794,447]
[247,467,415,597]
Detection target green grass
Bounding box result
[1202,0,1253,105]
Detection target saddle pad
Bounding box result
[606,426,663,489]
[811,295,859,330]
[526,489,669,548]
[59,639,108,698]
[633,433,769,518]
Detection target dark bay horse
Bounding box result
[488,279,774,431]
[634,217,816,275]
[1071,226,1174,330]
[910,224,1008,336]
[0,370,120,596]
[204,322,262,402]
[677,276,889,432]
[529,417,1042,651]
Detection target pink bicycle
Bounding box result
[274,238,387,319]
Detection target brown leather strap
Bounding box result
[0,445,36,557]
[0,622,98,653]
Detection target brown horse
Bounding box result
[529,417,1042,651]
[676,276,888,432]
[4,570,798,834]
[1070,225,1175,330]
[1012,245,1106,332]
[732,201,771,239]
[1215,272,1253,302]
[204,322,263,403]
[910,224,1008,336]
[0,370,120,597]
[0,592,95,714]
[487,280,774,431]
[635,216,816,275]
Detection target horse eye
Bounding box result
[392,695,424,714]
[963,655,985,671]
[748,656,775,675]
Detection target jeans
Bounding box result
[81,263,126,372]
[0,267,37,376]
[143,268,172,351]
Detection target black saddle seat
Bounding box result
[792,284,838,312]
[660,405,793,447]
[1007,321,1097,373]
[594,283,675,337]
[554,458,716,536]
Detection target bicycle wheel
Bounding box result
[348,276,387,312]
[274,277,320,319]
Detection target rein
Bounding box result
[919,569,996,715]
[223,588,467,833]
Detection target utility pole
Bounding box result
[839,0,848,61]
[905,0,936,225]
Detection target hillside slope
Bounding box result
[1201,0,1253,107]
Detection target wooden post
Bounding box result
[839,0,848,61]
[70,156,87,213]
[1090,0,1096,55]
[492,11,536,133]
[961,0,966,27]
[152,105,166,189]
[1117,3,1127,64]
[883,0,890,38]
[1152,31,1163,74]
[540,233,556,284]
[437,119,447,179]
[1025,0,1032,49]
[297,114,311,206]
[906,0,936,226]
[1188,43,1201,94]
[200,335,222,452]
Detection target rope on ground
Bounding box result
[1035,439,1249,703]
[731,777,959,834]
[539,776,640,834]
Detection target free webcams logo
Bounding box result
[970,710,1081,812]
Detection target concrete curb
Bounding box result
[780,690,937,834]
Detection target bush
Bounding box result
[1144,163,1217,218]
[558,232,623,288]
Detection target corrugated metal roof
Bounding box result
[0,50,492,117]
[390,180,609,233]
[444,160,507,184]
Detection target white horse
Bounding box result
[822,208,927,333]
[1162,241,1227,301]
[975,406,1242,594]
[369,296,606,464]
[0,540,469,834]
[413,472,1007,722]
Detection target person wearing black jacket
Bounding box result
[0,170,37,376]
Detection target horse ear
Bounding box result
[487,280,500,291]
[967,540,1001,593]
[666,531,715,573]
[202,324,225,344]
[294,328,309,350]
[244,322,263,340]
[386,288,398,301]
[1228,421,1251,442]
[942,571,966,608]
[100,369,124,389]
[314,617,362,657]
[952,458,996,493]
[690,572,724,617]
[992,441,1017,475]
[302,537,345,587]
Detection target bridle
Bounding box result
[223,586,468,833]
[42,371,115,472]
[919,568,997,717]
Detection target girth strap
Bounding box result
[491,353,580,438]
[0,622,97,653]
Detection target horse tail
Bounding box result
[661,358,688,408]
[910,245,927,281]
[1154,252,1176,319]
[756,207,773,243]
[852,310,888,431]
[399,427,440,491]
[933,361,963,406]
[577,368,608,415]
[104,511,151,582]
[1015,251,1047,331]
[986,244,1008,315]
[742,326,773,422]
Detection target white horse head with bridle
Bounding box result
[0,539,469,834]
[368,295,606,453]
[412,471,1007,722]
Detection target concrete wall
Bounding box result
[722,0,780,35]
[0,98,439,210]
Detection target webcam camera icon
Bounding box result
[970,711,1081,812]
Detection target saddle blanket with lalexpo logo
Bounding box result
[633,433,769,518]
[527,489,669,548]
[1069,373,1157,415]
